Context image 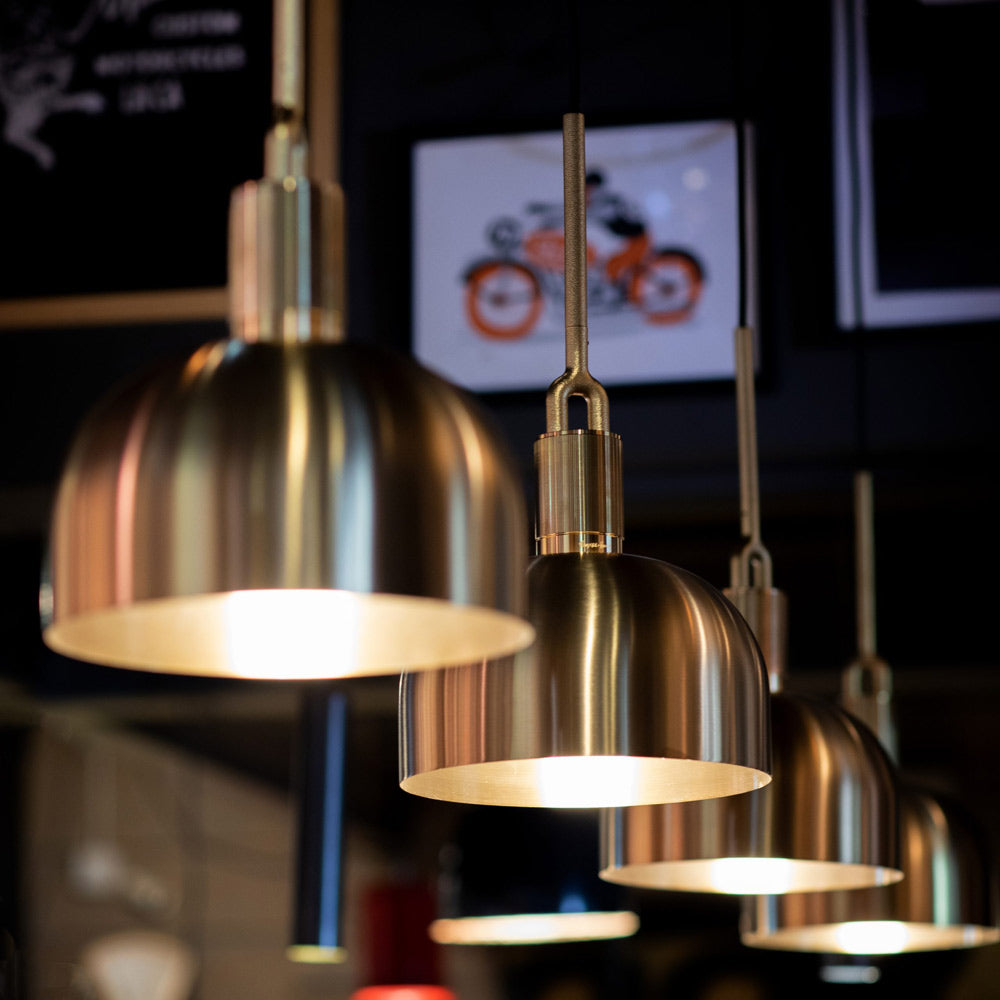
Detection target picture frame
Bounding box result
[411,118,752,393]
[0,1,337,330]
[832,0,1000,330]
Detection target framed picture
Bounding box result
[412,118,749,393]
[0,1,276,328]
[833,0,1000,330]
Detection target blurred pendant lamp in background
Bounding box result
[427,808,639,946]
[398,105,771,809]
[39,0,532,680]
[287,687,348,963]
[598,122,900,890]
[742,471,1000,953]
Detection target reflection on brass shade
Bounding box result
[742,787,1000,952]
[42,340,532,678]
[599,692,902,892]
[399,552,772,808]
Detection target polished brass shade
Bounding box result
[40,0,532,679]
[600,688,902,892]
[597,332,901,892]
[397,115,771,809]
[401,554,771,808]
[741,786,1000,953]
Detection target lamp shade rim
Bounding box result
[400,755,770,809]
[598,857,903,894]
[742,920,1000,954]
[428,910,640,945]
[43,589,535,680]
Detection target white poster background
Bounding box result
[412,120,743,392]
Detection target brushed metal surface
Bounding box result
[42,340,532,677]
[742,786,1000,952]
[399,551,772,807]
[600,691,902,891]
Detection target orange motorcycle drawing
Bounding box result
[462,169,706,340]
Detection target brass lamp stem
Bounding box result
[725,323,785,692]
[732,324,772,591]
[228,0,345,344]
[266,0,308,178]
[545,113,609,435]
[842,469,897,760]
[854,469,877,660]
[536,112,621,555]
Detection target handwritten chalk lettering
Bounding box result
[149,10,242,38]
[119,78,184,114]
[93,44,246,77]
[98,0,168,25]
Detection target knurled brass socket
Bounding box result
[535,429,623,554]
[228,176,345,344]
[724,585,788,691]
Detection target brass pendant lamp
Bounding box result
[39,0,533,680]
[397,112,771,809]
[741,471,1000,953]
[598,329,902,893]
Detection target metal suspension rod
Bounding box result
[545,112,609,434]
[854,468,877,659]
[266,0,308,178]
[732,324,772,588]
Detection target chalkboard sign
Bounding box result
[0,1,272,325]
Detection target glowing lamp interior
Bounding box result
[400,755,769,809]
[600,857,903,894]
[745,920,1000,954]
[428,910,640,946]
[44,589,534,679]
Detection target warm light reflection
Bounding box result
[428,910,640,945]
[224,590,359,678]
[285,944,348,964]
[707,857,795,894]
[834,921,910,954]
[45,589,534,679]
[536,756,642,808]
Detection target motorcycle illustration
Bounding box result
[462,170,706,340]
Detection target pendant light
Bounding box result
[287,688,348,963]
[397,110,771,809]
[741,471,1000,953]
[38,0,533,680]
[598,328,902,893]
[427,808,639,946]
[597,120,899,891]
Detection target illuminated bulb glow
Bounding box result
[601,857,901,893]
[835,921,909,954]
[746,921,1000,954]
[45,589,533,679]
[535,756,642,808]
[707,858,795,894]
[428,911,640,945]
[401,755,769,808]
[285,944,348,964]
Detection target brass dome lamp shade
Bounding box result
[598,333,902,893]
[741,471,1000,953]
[39,0,532,680]
[398,113,771,809]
